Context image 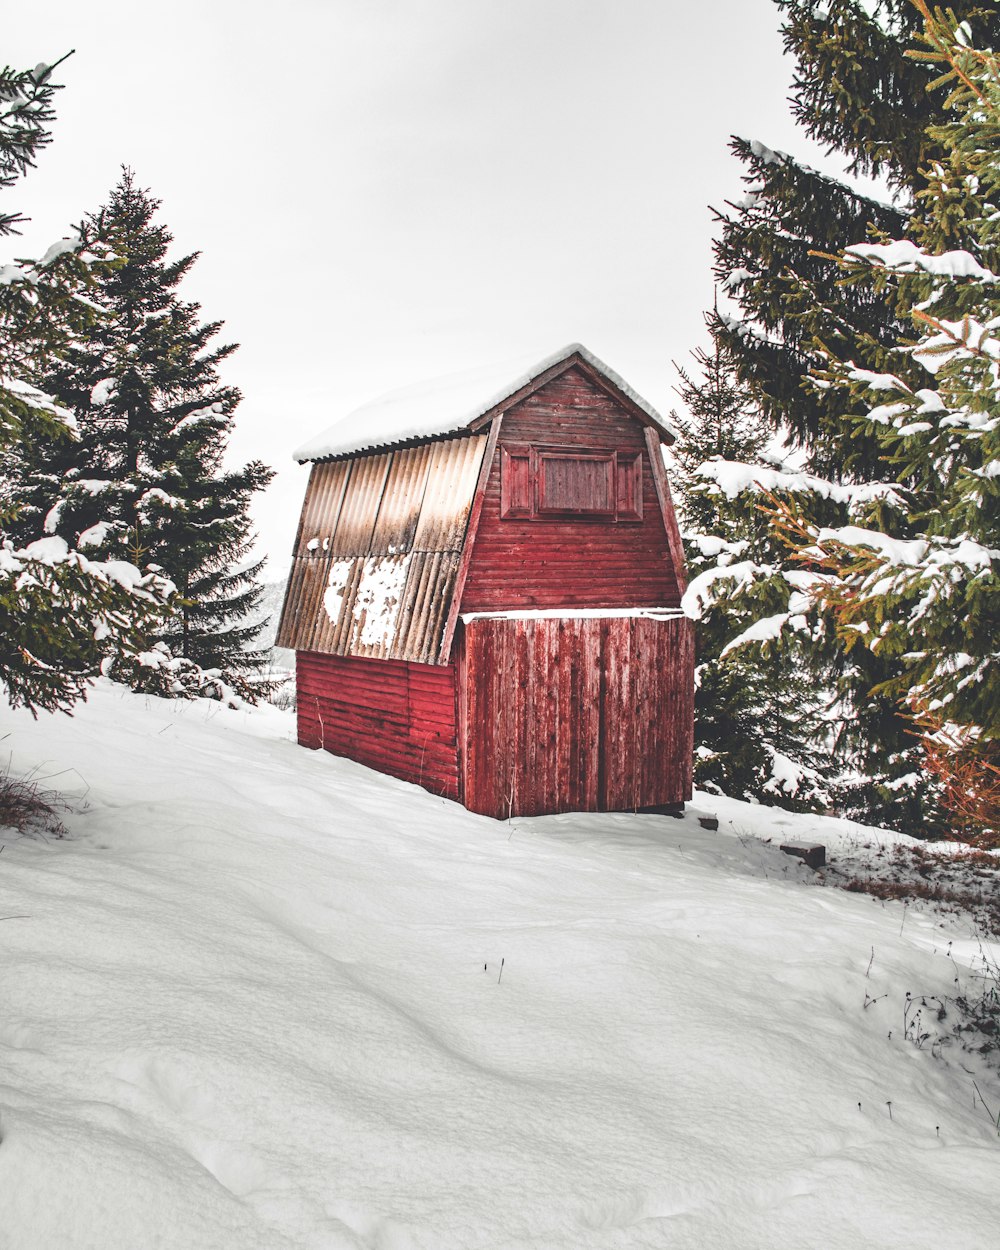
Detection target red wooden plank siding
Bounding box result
[460,368,682,613]
[296,651,459,800]
[643,425,688,596]
[461,615,692,818]
[600,616,694,811]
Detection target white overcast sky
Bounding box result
[7,0,848,576]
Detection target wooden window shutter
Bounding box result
[500,444,532,517]
[615,452,642,521]
[500,443,644,522]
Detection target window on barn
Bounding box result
[537,452,615,516]
[501,445,642,522]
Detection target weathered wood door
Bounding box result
[460,615,693,818]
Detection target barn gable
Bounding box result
[290,342,674,463]
[455,364,686,620]
[277,346,685,669]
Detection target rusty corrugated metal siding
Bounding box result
[296,461,351,552]
[369,444,435,553]
[276,434,488,663]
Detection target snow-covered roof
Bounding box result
[293,343,675,463]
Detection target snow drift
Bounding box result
[0,683,998,1249]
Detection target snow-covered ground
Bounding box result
[1,683,998,1250]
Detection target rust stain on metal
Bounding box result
[394,551,461,664]
[295,461,351,557]
[369,444,434,555]
[413,437,489,551]
[277,434,488,662]
[334,453,392,556]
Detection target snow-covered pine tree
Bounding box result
[671,325,830,809]
[778,3,1000,841]
[1,53,98,464]
[715,1,1000,468]
[1,59,172,714]
[13,169,274,696]
[683,0,1000,833]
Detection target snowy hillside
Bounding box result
[250,580,295,703]
[251,580,289,652]
[1,684,999,1250]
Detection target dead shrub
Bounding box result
[836,843,1000,938]
[0,765,68,837]
[915,715,1000,848]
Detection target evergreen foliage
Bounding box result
[12,170,274,694]
[774,4,1000,839]
[1,54,104,455]
[679,0,1000,832]
[671,327,830,809]
[777,0,997,188]
[714,3,1000,473]
[713,138,908,476]
[1,54,64,227]
[0,58,172,714]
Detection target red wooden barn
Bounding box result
[275,344,694,818]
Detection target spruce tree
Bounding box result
[779,5,1000,839]
[681,0,1000,832]
[13,170,274,694]
[1,54,97,459]
[1,60,171,714]
[714,1,1000,469]
[671,326,830,808]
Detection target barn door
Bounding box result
[598,616,693,812]
[460,616,692,818]
[461,617,600,817]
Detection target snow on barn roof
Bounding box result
[292,342,675,463]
